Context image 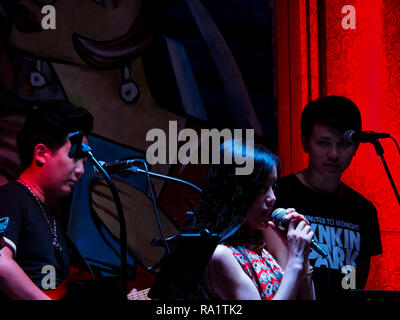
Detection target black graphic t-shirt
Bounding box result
[0,181,70,288]
[275,174,382,299]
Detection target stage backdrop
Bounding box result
[0,0,277,289]
[276,0,400,290]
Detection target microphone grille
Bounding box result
[271,208,288,230]
[343,130,356,145]
[271,208,286,220]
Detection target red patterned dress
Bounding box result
[226,245,284,300]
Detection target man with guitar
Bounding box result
[0,102,93,300]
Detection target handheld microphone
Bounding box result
[271,208,328,258]
[93,159,142,178]
[344,130,390,145]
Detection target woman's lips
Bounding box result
[13,5,42,33]
[262,209,273,218]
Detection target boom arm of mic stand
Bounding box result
[125,163,201,260]
[82,145,128,300]
[371,139,400,207]
[129,167,202,193]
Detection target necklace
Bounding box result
[302,171,343,197]
[17,179,62,253]
[302,171,322,194]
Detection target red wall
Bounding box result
[276,0,400,290]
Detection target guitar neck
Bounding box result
[127,288,151,300]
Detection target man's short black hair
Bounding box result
[301,95,362,143]
[17,101,94,170]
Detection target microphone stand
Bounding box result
[120,160,202,257]
[370,139,400,207]
[69,132,128,301]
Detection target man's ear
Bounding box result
[33,144,50,167]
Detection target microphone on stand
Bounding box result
[92,159,142,178]
[271,208,328,258]
[343,130,400,207]
[343,130,390,145]
[92,158,202,260]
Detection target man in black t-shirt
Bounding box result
[275,174,381,299]
[267,96,382,299]
[0,102,93,299]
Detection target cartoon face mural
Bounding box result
[1,0,186,282]
[0,0,277,290]
[6,0,185,159]
[10,0,144,66]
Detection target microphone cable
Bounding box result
[95,156,203,259]
[136,159,172,256]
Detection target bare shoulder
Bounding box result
[206,244,260,300]
[211,244,232,258]
[209,245,237,269]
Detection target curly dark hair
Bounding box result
[172,140,279,300]
[185,140,280,240]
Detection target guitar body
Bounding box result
[43,266,96,300]
[43,266,152,300]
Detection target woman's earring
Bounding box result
[119,65,139,104]
[30,60,47,88]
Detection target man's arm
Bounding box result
[0,246,51,300]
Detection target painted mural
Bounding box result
[0,0,276,288]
